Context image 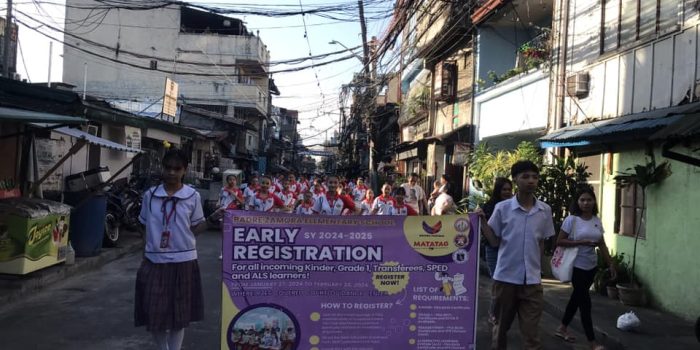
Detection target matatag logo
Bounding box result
[421,221,442,235]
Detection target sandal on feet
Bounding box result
[554,330,576,343]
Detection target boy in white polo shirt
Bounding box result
[479,160,555,350]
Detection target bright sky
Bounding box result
[12,0,395,145]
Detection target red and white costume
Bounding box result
[312,188,326,204]
[220,187,244,210]
[371,195,395,215]
[313,193,356,215]
[277,190,297,207]
[288,181,300,195]
[295,203,315,215]
[352,184,369,202]
[299,180,310,193]
[359,198,374,215]
[388,202,418,216]
[248,192,285,212]
[243,184,259,210]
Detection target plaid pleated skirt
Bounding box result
[134,259,204,332]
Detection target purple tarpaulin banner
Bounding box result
[220,211,480,350]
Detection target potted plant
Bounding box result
[593,252,627,299]
[614,158,672,306]
[608,254,630,300]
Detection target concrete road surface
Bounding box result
[0,230,591,349]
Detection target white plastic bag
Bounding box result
[616,311,641,331]
[550,217,579,283]
[551,246,578,282]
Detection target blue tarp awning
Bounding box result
[539,102,700,148]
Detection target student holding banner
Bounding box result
[479,160,556,350]
[295,191,316,215]
[248,176,287,212]
[313,176,357,215]
[277,179,297,213]
[371,183,395,215]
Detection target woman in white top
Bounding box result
[135,148,207,350]
[554,186,616,350]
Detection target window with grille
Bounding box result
[614,183,646,238]
[600,0,680,53]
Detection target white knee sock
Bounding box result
[151,331,169,350]
[167,328,185,350]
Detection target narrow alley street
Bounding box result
[0,230,591,350]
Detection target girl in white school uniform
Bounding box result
[135,148,207,350]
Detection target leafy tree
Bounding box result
[465,142,591,256]
[468,141,542,197]
[537,155,591,254]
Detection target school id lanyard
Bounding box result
[160,197,179,248]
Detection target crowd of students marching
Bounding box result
[213,171,456,218]
[135,148,460,350]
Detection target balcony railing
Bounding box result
[178,33,269,68]
[182,83,267,116]
[516,30,551,71]
[399,86,430,126]
[479,29,551,90]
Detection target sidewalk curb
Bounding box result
[0,236,143,308]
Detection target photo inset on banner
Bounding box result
[227,304,300,350]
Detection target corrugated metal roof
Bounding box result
[650,114,700,140]
[0,106,86,124]
[539,102,700,147]
[54,126,142,153]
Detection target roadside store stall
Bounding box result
[0,107,141,273]
[0,107,84,274]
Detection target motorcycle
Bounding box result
[104,178,144,247]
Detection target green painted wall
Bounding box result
[595,146,700,321]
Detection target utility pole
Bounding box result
[3,0,13,78]
[358,0,370,76]
[358,0,377,192]
[47,41,52,87]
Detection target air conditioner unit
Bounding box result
[567,72,590,98]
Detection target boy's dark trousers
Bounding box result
[491,280,544,350]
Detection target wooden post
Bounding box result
[29,139,87,196]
